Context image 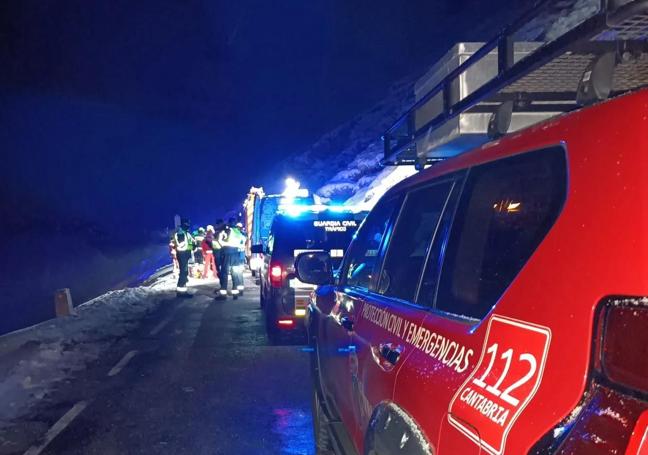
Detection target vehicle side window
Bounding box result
[416,182,461,307]
[342,198,399,290]
[377,182,453,303]
[436,147,567,320]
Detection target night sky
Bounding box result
[0,0,530,239]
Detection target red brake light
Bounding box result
[530,297,648,454]
[602,301,648,393]
[277,319,294,327]
[270,264,283,288]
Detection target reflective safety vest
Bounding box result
[229,228,246,251]
[219,227,245,250]
[212,230,225,250]
[174,230,194,252]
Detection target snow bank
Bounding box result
[0,271,175,427]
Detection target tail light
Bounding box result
[269,262,283,288]
[277,319,294,329]
[531,297,648,454]
[600,301,648,393]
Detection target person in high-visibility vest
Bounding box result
[202,225,217,280]
[231,222,247,295]
[174,221,194,293]
[169,237,179,276]
[216,218,245,299]
[193,227,205,266]
[214,219,227,298]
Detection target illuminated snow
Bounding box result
[0,272,176,427]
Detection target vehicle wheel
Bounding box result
[259,285,266,308]
[364,403,430,455]
[312,386,334,454]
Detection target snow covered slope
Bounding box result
[281,76,418,208]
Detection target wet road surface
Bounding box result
[0,280,314,455]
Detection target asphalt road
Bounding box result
[0,279,314,455]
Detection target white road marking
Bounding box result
[150,316,173,336]
[107,350,138,377]
[24,401,89,455]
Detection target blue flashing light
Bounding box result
[283,205,308,217]
[278,201,363,217]
[337,345,357,354]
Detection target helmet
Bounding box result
[207,225,215,233]
[198,227,206,234]
[235,222,243,229]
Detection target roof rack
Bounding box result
[382,0,648,168]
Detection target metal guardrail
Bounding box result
[382,0,648,167]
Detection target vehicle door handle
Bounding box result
[379,343,402,366]
[340,316,354,331]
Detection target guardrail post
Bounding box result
[54,288,75,317]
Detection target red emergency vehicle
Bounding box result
[295,1,648,454]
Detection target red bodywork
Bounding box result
[310,89,648,454]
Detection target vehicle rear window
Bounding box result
[377,182,453,302]
[273,215,360,266]
[435,146,567,320]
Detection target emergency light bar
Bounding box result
[282,178,309,199]
[277,202,366,217]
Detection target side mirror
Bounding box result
[251,244,264,254]
[294,251,333,286]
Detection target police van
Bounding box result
[254,206,367,342]
[294,1,648,453]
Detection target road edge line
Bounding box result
[107,350,138,377]
[150,316,173,336]
[23,401,89,455]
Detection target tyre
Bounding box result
[265,302,279,344]
[312,385,334,454]
[363,404,430,455]
[259,285,266,309]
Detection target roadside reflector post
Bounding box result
[54,288,75,317]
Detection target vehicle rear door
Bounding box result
[259,230,274,301]
[393,148,568,455]
[348,179,458,450]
